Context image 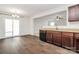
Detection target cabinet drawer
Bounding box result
[62,32,73,37]
[53,32,61,36]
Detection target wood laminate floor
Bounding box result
[0,35,77,54]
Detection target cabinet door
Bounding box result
[39,30,46,42]
[53,31,62,46]
[46,31,53,44]
[62,32,74,50]
[74,33,79,52]
[76,5,79,21]
[68,4,79,22]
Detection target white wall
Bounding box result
[0,15,5,38]
[28,17,34,35]
[19,17,32,35]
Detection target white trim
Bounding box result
[0,34,30,39]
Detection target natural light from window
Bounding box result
[5,19,19,37]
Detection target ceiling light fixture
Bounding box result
[12,14,20,18]
[56,16,64,20]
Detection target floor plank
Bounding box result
[0,35,77,54]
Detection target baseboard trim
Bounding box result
[0,34,31,40]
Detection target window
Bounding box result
[5,19,12,37]
[5,19,19,37]
[13,19,19,36]
[48,21,55,26]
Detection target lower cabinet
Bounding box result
[46,31,62,45]
[74,33,79,52]
[39,30,79,52]
[62,32,74,50]
[46,31,53,44]
[53,32,62,46]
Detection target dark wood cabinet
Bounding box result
[62,32,74,50]
[39,30,79,52]
[74,33,79,52]
[39,30,46,42]
[53,31,62,46]
[46,31,62,45]
[46,30,53,43]
[68,4,79,22]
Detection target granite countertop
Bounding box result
[40,28,79,33]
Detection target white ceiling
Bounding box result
[0,4,68,17]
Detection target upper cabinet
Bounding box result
[68,4,79,22]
